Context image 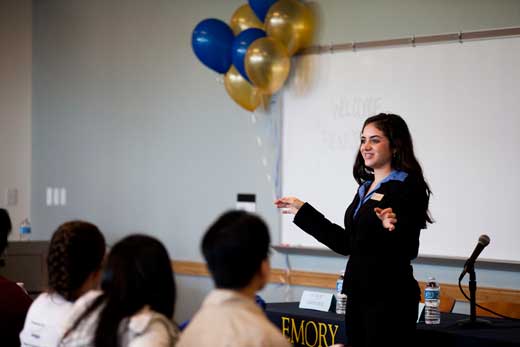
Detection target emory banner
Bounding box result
[266,302,346,347]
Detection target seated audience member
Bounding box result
[177,293,268,331]
[59,234,179,347]
[178,210,291,347]
[0,208,32,347]
[20,220,106,347]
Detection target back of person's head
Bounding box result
[47,220,106,301]
[93,234,176,347]
[0,209,12,257]
[202,210,270,289]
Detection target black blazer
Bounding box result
[294,174,426,300]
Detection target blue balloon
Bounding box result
[231,28,266,82]
[192,18,234,74]
[249,0,278,22]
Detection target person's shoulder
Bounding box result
[29,292,73,317]
[127,313,179,347]
[66,290,103,325]
[25,292,50,313]
[385,172,422,188]
[239,310,291,347]
[232,303,285,333]
[0,276,23,292]
[75,290,102,306]
[0,276,32,304]
[180,300,289,347]
[177,305,229,346]
[379,172,425,200]
[402,173,428,192]
[403,172,422,183]
[32,292,67,304]
[128,308,177,336]
[60,291,103,347]
[187,295,260,329]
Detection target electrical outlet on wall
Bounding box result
[46,187,67,206]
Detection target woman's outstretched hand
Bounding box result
[374,207,397,231]
[274,197,304,215]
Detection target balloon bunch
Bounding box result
[191,0,314,112]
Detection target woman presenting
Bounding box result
[275,113,432,347]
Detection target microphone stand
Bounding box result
[457,265,492,328]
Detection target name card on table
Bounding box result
[299,290,334,312]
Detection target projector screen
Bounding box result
[281,36,520,263]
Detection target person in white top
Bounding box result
[59,234,179,347]
[20,221,106,347]
[178,210,291,347]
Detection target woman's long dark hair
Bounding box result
[353,113,433,225]
[67,234,176,347]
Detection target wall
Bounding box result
[0,0,32,234]
[31,0,520,322]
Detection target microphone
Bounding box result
[458,234,490,281]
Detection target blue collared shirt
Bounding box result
[353,170,408,218]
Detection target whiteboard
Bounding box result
[281,36,520,263]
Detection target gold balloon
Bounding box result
[265,0,315,56]
[245,37,291,95]
[224,65,263,112]
[230,4,264,35]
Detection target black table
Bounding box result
[266,302,520,347]
[419,312,520,347]
[266,302,346,346]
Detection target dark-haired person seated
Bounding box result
[0,208,32,347]
[178,211,290,347]
[59,234,179,347]
[20,220,106,347]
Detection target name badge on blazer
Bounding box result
[370,193,384,201]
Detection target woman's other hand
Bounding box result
[274,197,304,215]
[374,207,397,231]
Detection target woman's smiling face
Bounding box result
[360,122,393,171]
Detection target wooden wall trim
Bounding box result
[172,260,520,304]
[173,260,209,276]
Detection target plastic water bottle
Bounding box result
[424,276,440,324]
[335,271,347,315]
[19,218,31,241]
